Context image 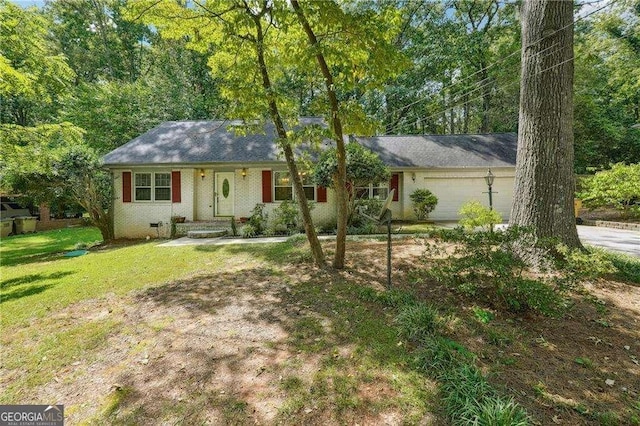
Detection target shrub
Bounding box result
[608,253,640,284]
[410,189,438,220]
[425,227,566,317]
[578,162,640,219]
[247,203,268,236]
[498,277,565,317]
[317,218,337,234]
[241,224,257,238]
[270,200,301,235]
[458,200,502,231]
[347,222,379,235]
[555,244,616,282]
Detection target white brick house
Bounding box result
[103,119,517,238]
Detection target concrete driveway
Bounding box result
[577,225,640,257]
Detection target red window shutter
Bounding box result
[122,171,132,203]
[390,173,399,201]
[171,171,181,203]
[262,170,272,203]
[317,186,327,203]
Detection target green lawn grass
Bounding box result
[1,227,103,267]
[0,228,301,329]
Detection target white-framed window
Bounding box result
[355,182,389,200]
[134,172,171,202]
[273,171,315,201]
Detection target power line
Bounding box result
[384,39,569,134]
[381,0,619,130]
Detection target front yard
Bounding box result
[1,227,639,425]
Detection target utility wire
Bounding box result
[381,0,619,130]
[385,39,568,134]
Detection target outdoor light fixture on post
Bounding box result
[483,169,497,232]
[484,169,495,210]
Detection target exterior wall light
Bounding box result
[411,172,416,183]
[241,168,247,179]
[200,169,205,181]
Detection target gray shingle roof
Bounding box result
[356,134,517,168]
[103,119,517,168]
[102,118,325,166]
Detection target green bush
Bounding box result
[578,162,640,219]
[241,224,257,238]
[555,244,616,282]
[247,203,268,236]
[410,189,438,220]
[347,223,379,235]
[498,277,565,317]
[317,219,337,234]
[270,200,302,235]
[425,227,566,317]
[458,200,502,231]
[608,253,640,284]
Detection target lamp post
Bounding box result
[484,169,495,211]
[484,169,497,232]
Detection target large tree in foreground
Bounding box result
[510,0,582,257]
[290,0,404,268]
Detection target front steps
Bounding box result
[187,229,227,239]
[174,218,234,238]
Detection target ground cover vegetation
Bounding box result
[579,163,640,221]
[2,227,639,424]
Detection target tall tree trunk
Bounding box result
[291,0,348,269]
[252,12,325,267]
[510,0,582,259]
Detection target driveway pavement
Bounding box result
[577,225,639,257]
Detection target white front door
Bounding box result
[215,172,235,216]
